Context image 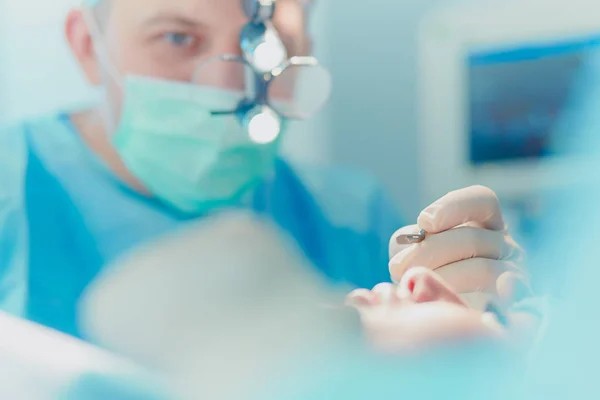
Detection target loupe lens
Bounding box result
[241,0,259,18]
[253,41,287,72]
[268,61,332,119]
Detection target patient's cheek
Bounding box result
[361,302,498,353]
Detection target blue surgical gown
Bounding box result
[0,113,403,338]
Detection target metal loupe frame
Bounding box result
[191,54,325,120]
[242,0,277,23]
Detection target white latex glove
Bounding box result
[389,186,530,309]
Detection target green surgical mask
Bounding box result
[112,76,282,214]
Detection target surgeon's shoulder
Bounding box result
[0,120,30,199]
[0,121,30,315]
[290,161,390,232]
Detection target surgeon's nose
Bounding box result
[221,42,246,92]
[195,61,246,93]
[195,44,246,92]
[399,267,467,307]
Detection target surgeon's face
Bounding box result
[71,0,308,120]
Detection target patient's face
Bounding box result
[348,267,506,352]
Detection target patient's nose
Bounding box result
[400,267,466,307]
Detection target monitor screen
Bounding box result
[467,35,600,165]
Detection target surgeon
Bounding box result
[0,0,530,338]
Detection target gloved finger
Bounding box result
[434,259,521,295]
[389,227,524,281]
[496,271,533,306]
[389,224,421,259]
[418,185,506,234]
[398,267,467,306]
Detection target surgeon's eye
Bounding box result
[163,32,197,48]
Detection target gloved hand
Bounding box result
[389,186,530,308]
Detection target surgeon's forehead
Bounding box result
[110,0,242,24]
[109,0,303,29]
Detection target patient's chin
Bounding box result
[361,301,503,354]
